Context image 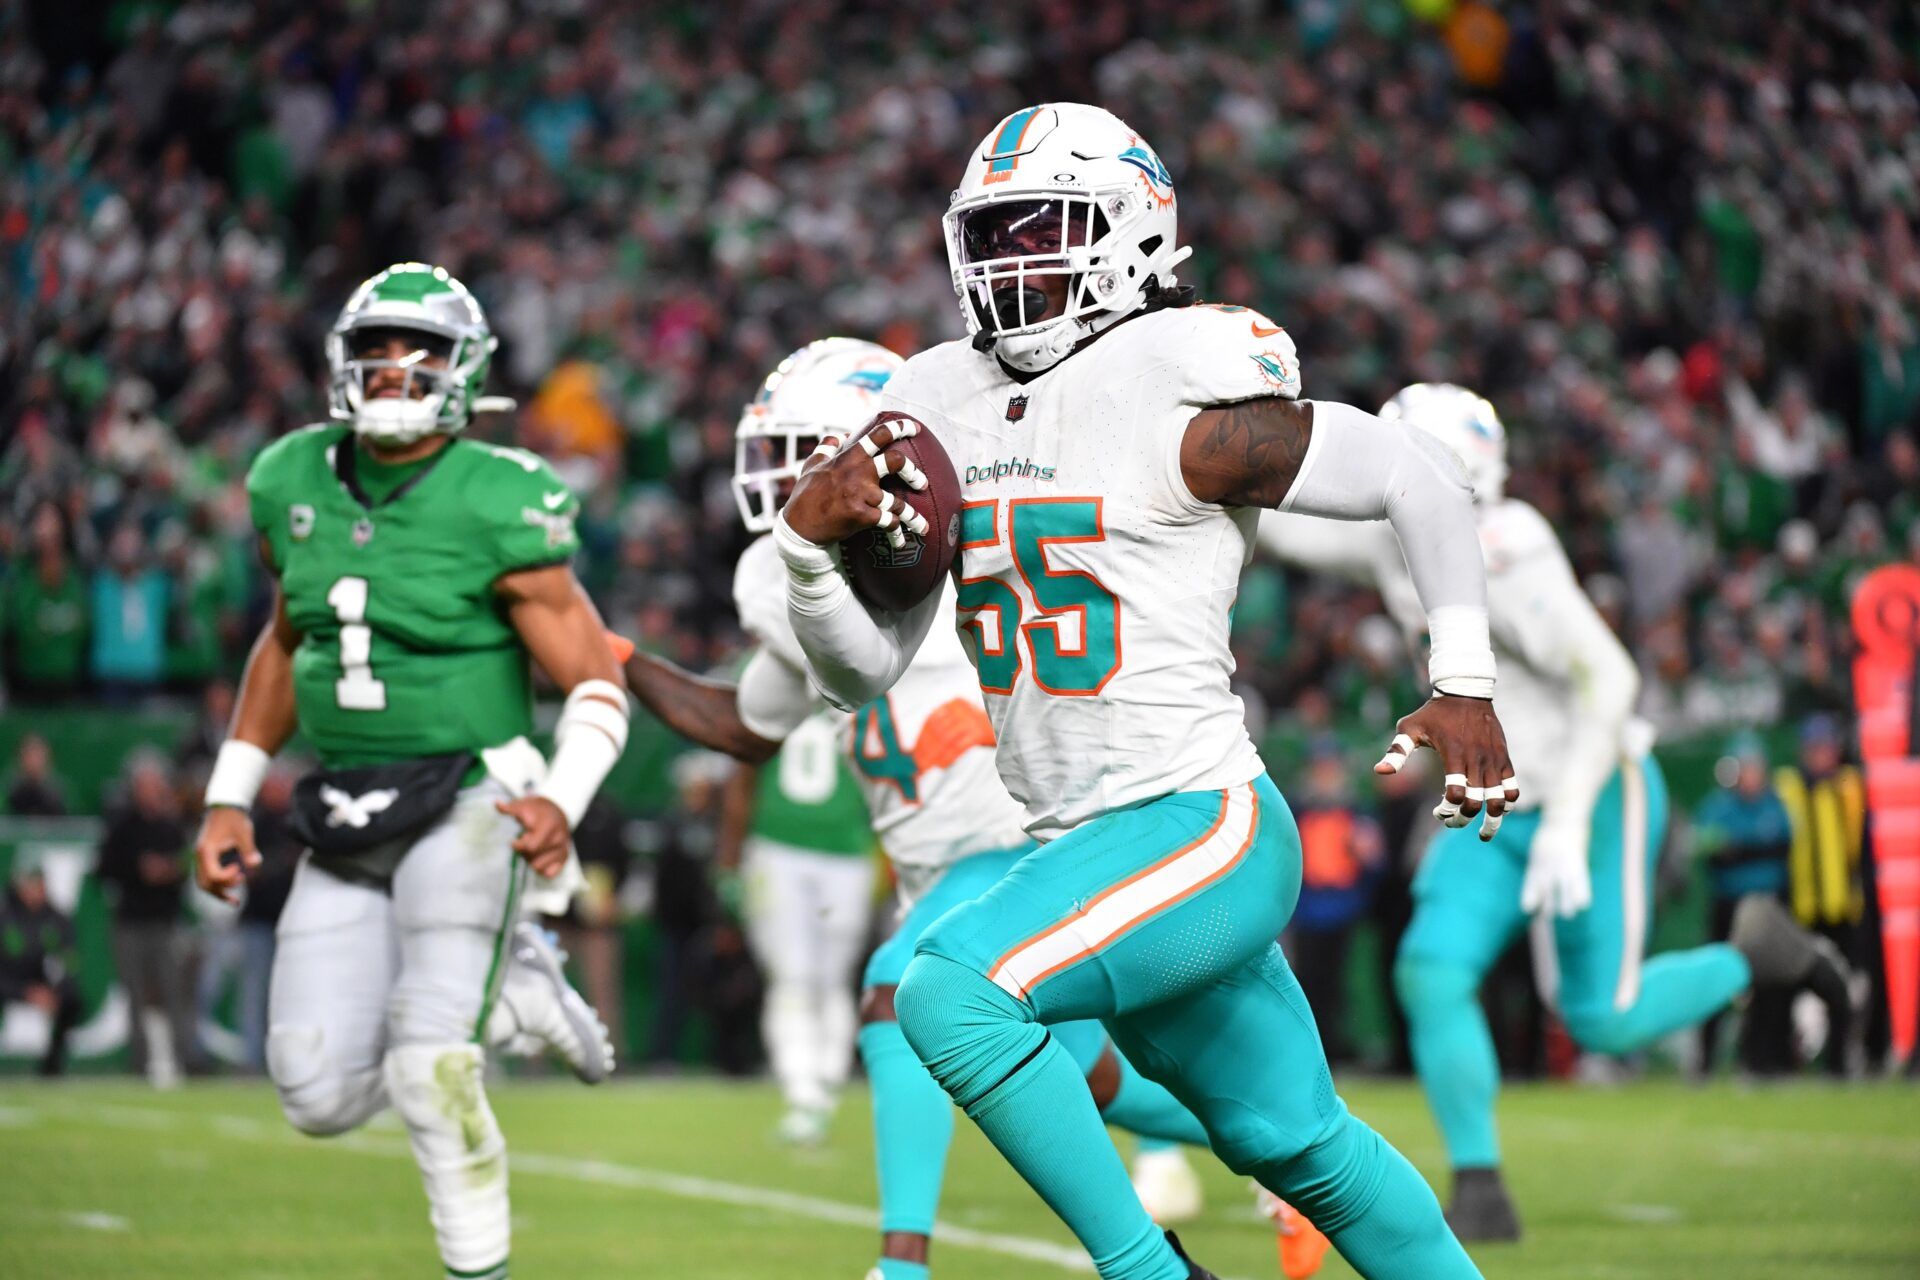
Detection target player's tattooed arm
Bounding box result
[1189,399,1521,837]
[622,648,782,765]
[1179,397,1316,508]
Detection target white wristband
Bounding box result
[205,740,272,810]
[1428,605,1497,700]
[534,679,631,830]
[772,511,843,601]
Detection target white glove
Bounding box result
[1520,814,1592,918]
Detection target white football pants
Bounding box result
[266,778,524,1279]
[743,838,875,1114]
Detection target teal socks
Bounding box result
[1396,956,1501,1168]
[895,953,1184,1280]
[1261,1111,1482,1279]
[859,1018,955,1237]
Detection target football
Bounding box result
[842,411,963,612]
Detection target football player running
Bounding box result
[620,337,1268,1280]
[1258,383,1861,1240]
[775,103,1512,1280]
[192,264,628,1280]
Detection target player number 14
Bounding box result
[326,576,388,711]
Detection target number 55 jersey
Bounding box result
[877,303,1304,841]
[246,423,581,767]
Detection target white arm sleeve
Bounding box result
[737,647,821,742]
[1255,510,1397,585]
[1280,400,1496,698]
[774,513,940,711]
[1257,510,1429,648]
[1496,546,1639,831]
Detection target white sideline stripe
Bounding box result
[991,784,1257,999]
[47,1101,1152,1276]
[1603,1202,1682,1225]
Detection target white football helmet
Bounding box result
[1380,383,1508,504]
[732,337,903,532]
[944,103,1190,373]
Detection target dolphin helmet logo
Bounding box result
[1118,142,1174,205]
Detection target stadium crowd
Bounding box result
[0,0,1914,1074]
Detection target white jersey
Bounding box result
[734,535,1030,896]
[1258,498,1647,818]
[880,304,1303,840]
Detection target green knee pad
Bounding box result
[895,952,1047,1111]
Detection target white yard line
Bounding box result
[37,1100,1262,1277]
[64,1211,131,1232]
[1603,1203,1683,1225]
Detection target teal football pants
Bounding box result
[860,845,1204,1246]
[895,774,1479,1280]
[1395,755,1751,1170]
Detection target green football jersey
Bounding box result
[246,424,581,768]
[750,710,873,857]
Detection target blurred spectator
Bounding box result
[235,767,300,1071]
[174,679,237,771]
[648,752,760,1074]
[1367,756,1434,1074]
[89,524,170,698]
[552,794,632,1059]
[4,732,69,816]
[1692,733,1795,1074]
[1774,715,1869,1076]
[3,502,89,699]
[95,750,195,1084]
[1283,741,1384,1065]
[0,1,1913,727]
[0,862,83,1076]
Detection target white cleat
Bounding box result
[1132,1146,1204,1226]
[776,1105,833,1147]
[494,923,616,1083]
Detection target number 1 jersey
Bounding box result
[246,424,581,767]
[878,304,1304,840]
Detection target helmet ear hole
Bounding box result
[1138,234,1163,258]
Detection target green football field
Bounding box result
[2,1077,1916,1279]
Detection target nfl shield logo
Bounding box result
[1006,394,1029,423]
[352,518,375,547]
